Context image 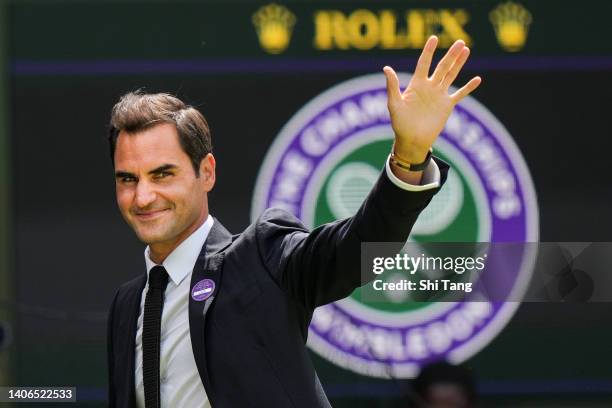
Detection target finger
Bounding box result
[383,66,402,104]
[431,39,465,84]
[413,36,438,79]
[441,46,470,89]
[450,76,482,103]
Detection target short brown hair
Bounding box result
[108,90,212,175]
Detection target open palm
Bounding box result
[384,36,481,163]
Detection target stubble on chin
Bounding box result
[134,224,166,245]
[134,216,181,247]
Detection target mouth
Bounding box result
[133,208,170,221]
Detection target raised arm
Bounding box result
[257,36,480,311]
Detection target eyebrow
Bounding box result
[115,164,178,179]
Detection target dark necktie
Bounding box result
[142,265,169,408]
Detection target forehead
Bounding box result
[114,123,189,170]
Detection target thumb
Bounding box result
[383,66,402,105]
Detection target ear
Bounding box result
[200,153,216,192]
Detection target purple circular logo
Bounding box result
[251,73,539,378]
[191,279,215,302]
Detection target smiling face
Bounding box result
[114,123,215,259]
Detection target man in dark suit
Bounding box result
[107,36,481,407]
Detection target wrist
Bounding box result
[392,141,430,164]
[388,155,424,185]
[391,143,433,172]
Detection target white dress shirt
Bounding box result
[135,215,214,408]
[133,159,439,407]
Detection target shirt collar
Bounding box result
[144,215,214,286]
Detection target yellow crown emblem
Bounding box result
[489,1,532,52]
[252,3,296,54]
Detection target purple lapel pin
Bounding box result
[191,279,215,302]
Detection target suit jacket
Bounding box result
[107,159,449,407]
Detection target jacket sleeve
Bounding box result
[255,157,449,311]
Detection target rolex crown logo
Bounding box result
[252,3,296,54]
[489,1,532,52]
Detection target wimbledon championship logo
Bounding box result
[251,73,539,378]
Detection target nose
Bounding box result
[134,180,157,209]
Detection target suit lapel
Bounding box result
[118,274,147,408]
[189,218,233,399]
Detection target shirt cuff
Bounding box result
[385,154,441,191]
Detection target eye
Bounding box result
[120,176,137,184]
[153,171,172,180]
